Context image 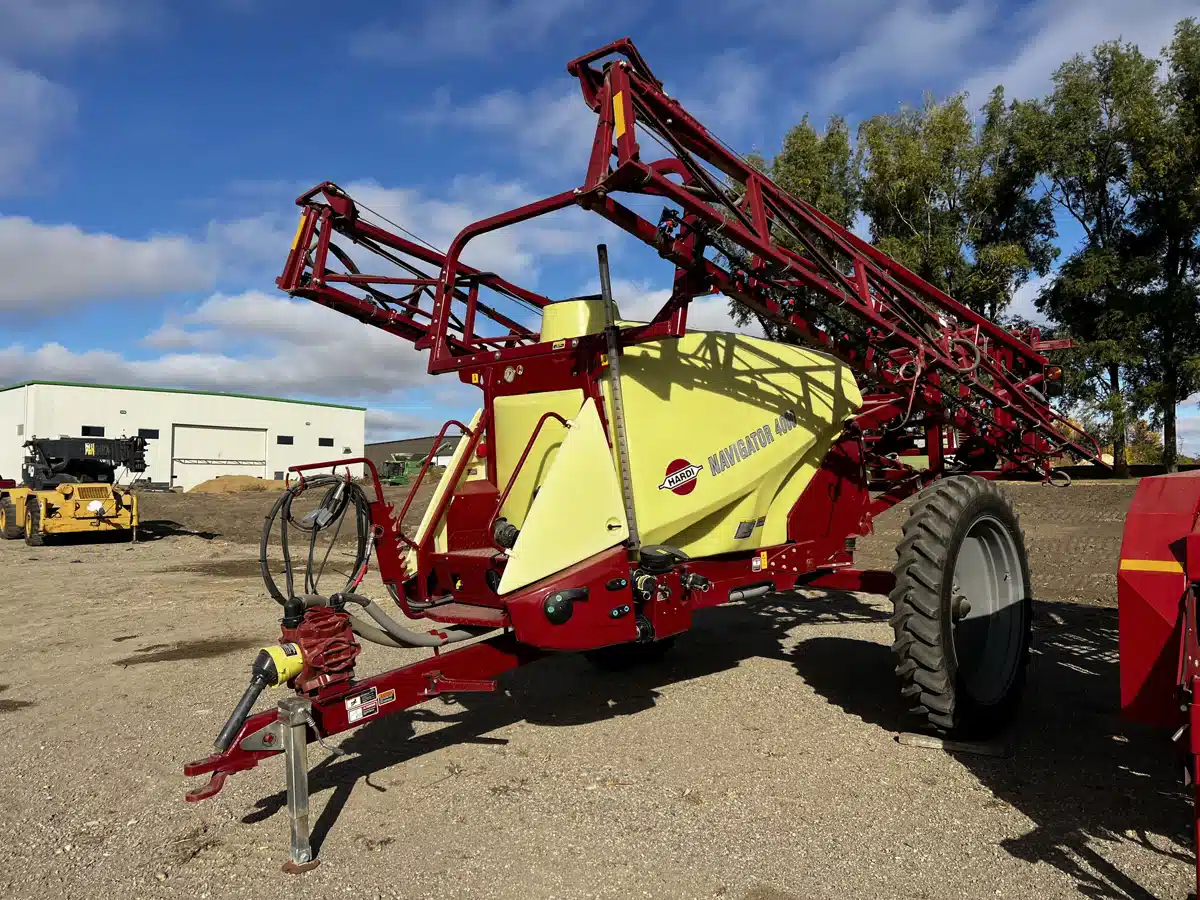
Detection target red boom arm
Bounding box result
[277,40,1106,481]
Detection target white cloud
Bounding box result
[0,0,136,55]
[719,0,895,43]
[0,175,603,316]
[961,0,1198,103]
[0,61,75,191]
[413,50,772,174]
[3,288,489,444]
[727,0,1193,113]
[1006,271,1052,325]
[205,212,293,268]
[0,215,211,310]
[0,2,154,191]
[412,86,596,176]
[810,0,993,111]
[341,176,600,284]
[140,323,216,351]
[680,51,770,140]
[365,407,453,444]
[588,278,763,337]
[350,0,588,64]
[0,290,432,400]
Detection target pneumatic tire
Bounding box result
[889,475,1031,736]
[0,496,20,539]
[24,499,43,547]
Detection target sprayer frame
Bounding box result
[186,37,1111,873]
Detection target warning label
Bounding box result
[377,689,396,706]
[345,688,379,724]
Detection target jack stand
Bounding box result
[279,697,320,874]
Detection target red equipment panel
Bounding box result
[1118,472,1200,727]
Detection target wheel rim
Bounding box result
[951,514,1026,706]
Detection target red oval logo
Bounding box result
[658,458,703,495]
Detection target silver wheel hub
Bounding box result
[951,514,1025,706]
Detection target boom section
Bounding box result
[556,39,1102,474]
[276,42,1105,477]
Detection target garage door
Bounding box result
[171,424,267,490]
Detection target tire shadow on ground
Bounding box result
[790,599,1191,900]
[137,520,219,541]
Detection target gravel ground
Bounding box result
[0,479,1192,899]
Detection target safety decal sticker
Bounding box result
[346,687,379,724]
[733,516,766,540]
[377,689,396,706]
[658,459,703,495]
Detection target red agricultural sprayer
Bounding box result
[182,38,1173,878]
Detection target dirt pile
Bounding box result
[187,475,285,494]
[136,481,429,544]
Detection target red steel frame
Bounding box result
[1118,473,1200,893]
[188,39,1110,852]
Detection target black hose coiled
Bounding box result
[260,474,372,605]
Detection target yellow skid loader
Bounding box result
[0,437,146,545]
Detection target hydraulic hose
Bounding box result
[261,474,372,606]
[260,477,488,650]
[294,593,488,648]
[335,592,486,647]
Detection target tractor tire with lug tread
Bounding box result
[0,496,21,540]
[24,499,43,546]
[889,475,1031,737]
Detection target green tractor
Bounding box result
[381,452,424,486]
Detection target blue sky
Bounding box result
[1,0,1197,452]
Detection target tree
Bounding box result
[1127,418,1166,464]
[857,90,1056,321]
[1015,39,1160,477]
[771,115,860,228]
[1123,19,1200,470]
[728,116,861,337]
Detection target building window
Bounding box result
[15,424,22,436]
[138,428,160,440]
[319,437,334,447]
[277,435,294,445]
[274,471,285,480]
[343,446,352,454]
[81,425,104,437]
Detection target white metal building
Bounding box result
[0,381,365,490]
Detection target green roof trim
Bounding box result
[0,380,366,411]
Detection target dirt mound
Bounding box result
[187,475,285,494]
[137,480,427,544]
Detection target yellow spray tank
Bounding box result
[411,296,862,594]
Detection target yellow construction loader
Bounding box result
[0,436,146,545]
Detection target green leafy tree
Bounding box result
[1014,39,1160,476]
[1123,19,1200,470]
[1127,418,1166,464]
[729,116,861,337]
[771,115,860,228]
[857,91,1056,320]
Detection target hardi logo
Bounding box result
[658,459,703,495]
